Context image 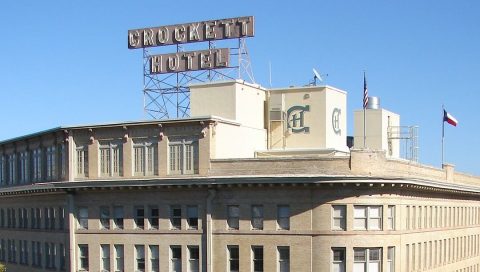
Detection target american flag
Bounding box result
[363,72,368,109]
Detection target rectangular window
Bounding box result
[32,148,42,181]
[19,151,29,184]
[332,205,346,230]
[114,245,124,272]
[113,206,124,229]
[251,205,264,230]
[100,206,110,229]
[227,205,240,230]
[76,145,89,178]
[46,146,56,180]
[387,206,395,230]
[170,205,181,230]
[277,205,290,230]
[387,247,395,272]
[332,248,346,272]
[78,244,89,271]
[187,205,199,230]
[60,243,66,271]
[150,245,159,272]
[135,245,145,272]
[7,153,16,185]
[278,246,290,272]
[149,206,159,230]
[168,137,198,175]
[135,206,145,229]
[0,155,5,186]
[353,248,382,272]
[101,244,110,272]
[170,246,182,272]
[252,246,263,272]
[133,141,157,176]
[78,207,88,229]
[188,246,199,272]
[100,141,123,177]
[354,206,382,230]
[228,246,239,272]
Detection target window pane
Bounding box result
[369,206,381,217]
[354,207,366,218]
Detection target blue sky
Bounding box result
[1,1,479,175]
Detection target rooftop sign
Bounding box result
[128,16,254,49]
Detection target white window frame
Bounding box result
[387,206,395,230]
[387,247,394,272]
[332,248,346,272]
[170,245,182,272]
[277,246,290,272]
[149,245,159,272]
[332,205,346,231]
[99,141,122,177]
[353,248,382,272]
[354,206,383,230]
[76,144,89,178]
[78,244,89,271]
[133,140,157,176]
[170,205,182,230]
[114,244,124,272]
[135,206,145,230]
[188,246,199,272]
[187,205,199,230]
[101,244,110,272]
[168,137,198,175]
[135,245,145,272]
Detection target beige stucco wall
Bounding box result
[212,122,266,159]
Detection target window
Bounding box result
[78,244,89,271]
[113,206,124,229]
[277,205,290,230]
[7,153,16,185]
[59,143,67,179]
[170,205,181,230]
[354,206,382,230]
[227,205,240,230]
[135,206,145,229]
[187,205,198,229]
[101,244,110,272]
[135,245,145,272]
[332,205,346,230]
[387,247,394,272]
[188,246,199,272]
[251,205,264,230]
[353,248,382,272]
[76,144,89,178]
[60,243,66,271]
[0,240,5,262]
[228,246,239,272]
[278,246,290,272]
[387,206,395,230]
[114,245,124,272]
[32,148,42,181]
[0,155,5,186]
[59,207,65,230]
[170,246,182,272]
[46,146,56,180]
[252,246,263,272]
[100,141,123,177]
[332,248,346,272]
[78,207,88,229]
[100,206,110,229]
[133,140,157,176]
[150,245,159,272]
[19,151,29,184]
[168,137,198,175]
[149,206,159,229]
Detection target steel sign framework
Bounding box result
[129,16,256,119]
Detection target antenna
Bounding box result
[311,68,328,86]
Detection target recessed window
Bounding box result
[187,206,199,230]
[135,245,145,272]
[76,144,89,178]
[135,207,145,230]
[387,206,395,230]
[168,137,198,175]
[78,244,89,271]
[149,206,159,230]
[170,246,182,272]
[113,206,124,229]
[278,246,290,272]
[354,248,382,272]
[332,248,346,272]
[170,205,182,230]
[251,205,264,230]
[133,140,157,176]
[277,205,290,230]
[387,247,395,272]
[78,207,88,230]
[100,206,110,230]
[114,244,124,272]
[227,205,240,230]
[150,245,159,272]
[332,205,346,230]
[101,244,110,272]
[252,246,263,272]
[99,141,123,177]
[228,245,239,272]
[354,206,382,230]
[188,246,199,272]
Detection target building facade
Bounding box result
[0,81,479,272]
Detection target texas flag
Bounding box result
[443,110,458,127]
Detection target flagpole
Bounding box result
[363,71,367,148]
[441,105,445,167]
